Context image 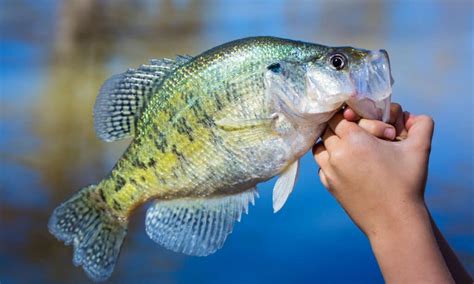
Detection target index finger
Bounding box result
[343,107,361,122]
[388,103,408,138]
[328,112,363,138]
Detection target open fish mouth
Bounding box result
[347,49,393,122]
[303,48,393,121]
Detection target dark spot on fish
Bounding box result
[148,158,156,168]
[130,178,138,186]
[154,131,168,152]
[137,160,147,169]
[113,199,122,211]
[224,86,233,101]
[140,176,146,182]
[130,156,147,169]
[191,102,201,117]
[171,144,184,159]
[159,176,167,185]
[115,175,126,192]
[214,93,223,111]
[198,112,215,128]
[267,62,282,73]
[176,117,194,142]
[98,188,106,202]
[172,169,179,179]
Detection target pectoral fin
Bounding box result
[215,117,274,131]
[215,116,279,145]
[145,188,258,256]
[273,160,300,213]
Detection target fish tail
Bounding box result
[48,184,127,282]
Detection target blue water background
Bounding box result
[0,0,472,283]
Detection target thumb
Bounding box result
[405,114,435,152]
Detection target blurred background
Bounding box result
[0,0,472,283]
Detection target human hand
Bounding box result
[342,103,408,140]
[313,103,456,283]
[313,103,434,238]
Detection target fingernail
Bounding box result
[384,128,396,140]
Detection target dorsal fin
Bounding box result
[93,55,193,142]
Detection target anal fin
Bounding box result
[145,188,258,256]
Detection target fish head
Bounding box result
[307,47,393,121]
[265,46,393,123]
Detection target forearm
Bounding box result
[368,201,454,283]
[430,215,472,283]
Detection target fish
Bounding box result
[48,36,393,281]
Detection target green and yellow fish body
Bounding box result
[49,37,393,281]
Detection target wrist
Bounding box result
[367,202,454,283]
[366,198,429,242]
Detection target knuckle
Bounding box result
[347,131,367,145]
[314,154,327,166]
[344,122,364,137]
[389,103,403,124]
[328,149,345,165]
[365,122,379,135]
[391,102,402,112]
[420,115,435,126]
[349,134,373,154]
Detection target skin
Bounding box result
[313,103,472,283]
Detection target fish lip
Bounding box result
[305,73,352,113]
[347,50,393,121]
[346,93,391,122]
[379,49,395,86]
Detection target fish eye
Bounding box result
[329,53,347,70]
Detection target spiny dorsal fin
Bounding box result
[93,55,193,142]
[145,188,258,256]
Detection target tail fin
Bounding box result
[48,185,127,281]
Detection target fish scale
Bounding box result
[97,39,317,215]
[48,36,393,281]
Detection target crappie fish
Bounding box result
[48,36,393,281]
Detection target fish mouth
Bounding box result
[304,49,393,120]
[347,49,393,122]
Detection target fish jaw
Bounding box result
[346,50,393,122]
[303,49,393,121]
